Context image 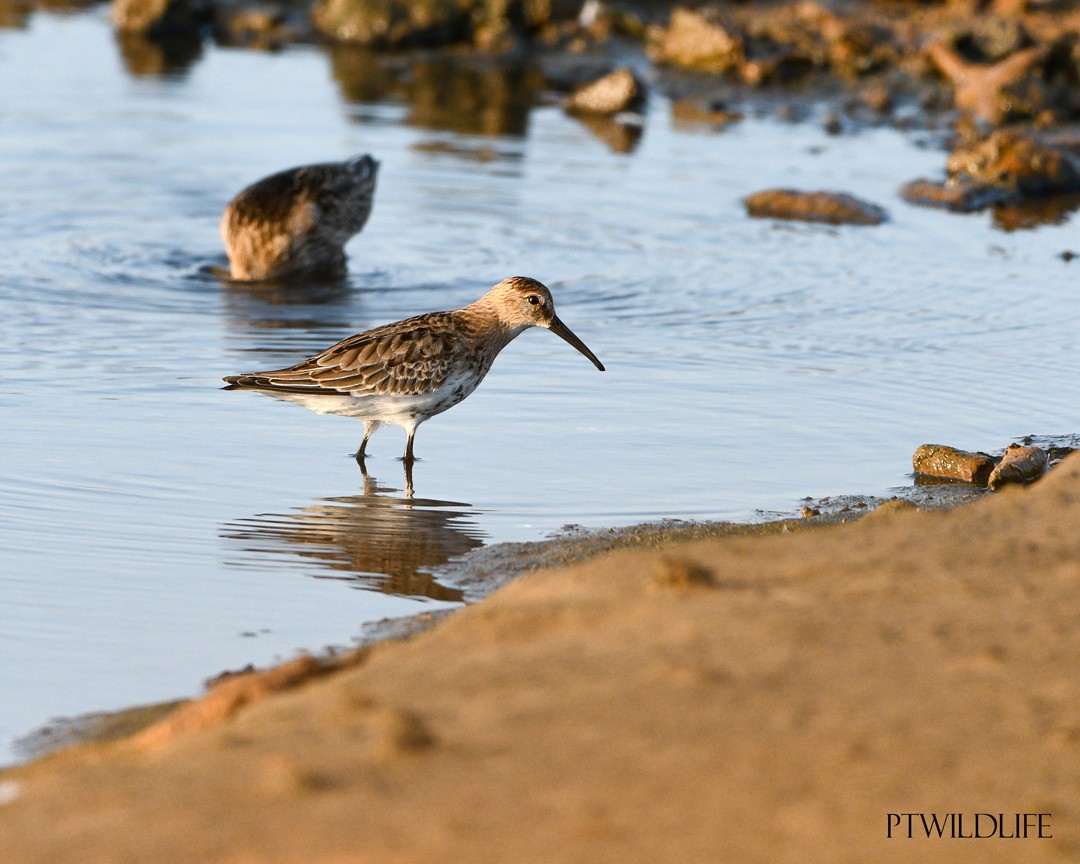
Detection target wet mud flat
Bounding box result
[13,429,1077,763]
[8,516,843,761]
[10,441,1048,765]
[5,453,1080,862]
[0,504,914,761]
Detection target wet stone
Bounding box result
[913,444,997,487]
[988,443,1048,491]
[946,130,1080,196]
[111,0,211,36]
[898,177,1013,212]
[565,67,644,116]
[647,8,742,75]
[312,0,578,48]
[114,30,204,75]
[214,5,311,49]
[312,0,471,48]
[744,189,887,225]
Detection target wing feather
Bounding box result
[224,312,465,398]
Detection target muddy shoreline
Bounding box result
[87,0,1080,231]
[17,426,1075,765]
[4,470,992,765]
[4,453,1080,862]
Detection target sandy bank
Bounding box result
[3,454,1080,862]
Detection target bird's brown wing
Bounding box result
[224,313,464,397]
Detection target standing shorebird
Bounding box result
[223,277,605,465]
[221,154,379,281]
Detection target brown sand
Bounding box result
[3,454,1080,862]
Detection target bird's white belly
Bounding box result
[258,380,477,427]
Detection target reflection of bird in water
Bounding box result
[221,154,378,281]
[223,276,605,466]
[214,268,356,343]
[222,472,482,602]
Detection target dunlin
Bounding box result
[221,154,379,281]
[223,276,605,464]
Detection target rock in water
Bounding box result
[744,189,887,225]
[111,0,209,36]
[912,444,996,486]
[988,443,1048,491]
[565,68,644,115]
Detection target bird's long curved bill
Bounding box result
[549,315,605,372]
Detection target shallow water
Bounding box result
[3,8,1079,761]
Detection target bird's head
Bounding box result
[486,277,605,371]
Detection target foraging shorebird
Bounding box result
[223,276,605,464]
[221,154,379,281]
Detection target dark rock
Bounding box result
[744,189,887,225]
[312,0,470,48]
[213,4,314,49]
[648,3,898,83]
[901,129,1080,215]
[988,443,1048,491]
[946,129,1080,195]
[0,0,34,28]
[898,177,1012,212]
[111,0,211,36]
[114,30,204,74]
[312,0,579,49]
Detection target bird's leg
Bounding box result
[399,426,417,496]
[355,420,377,466]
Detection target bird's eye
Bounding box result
[527,295,540,306]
